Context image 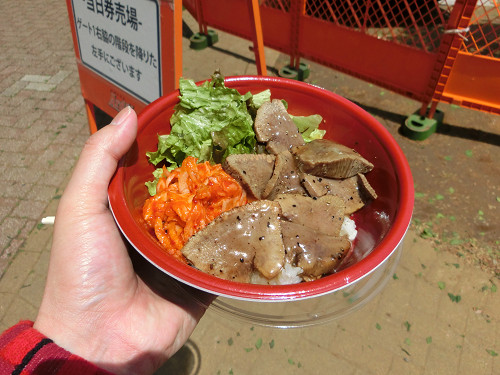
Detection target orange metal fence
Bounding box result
[183,0,500,117]
[433,1,500,115]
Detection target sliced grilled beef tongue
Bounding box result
[254,99,305,155]
[223,154,276,199]
[293,139,373,179]
[181,200,285,282]
[301,172,378,215]
[275,194,345,236]
[357,172,378,201]
[281,221,351,279]
[262,150,306,200]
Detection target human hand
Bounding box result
[34,107,209,375]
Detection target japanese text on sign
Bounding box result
[84,0,142,30]
[72,0,161,103]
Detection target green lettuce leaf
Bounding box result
[144,168,165,196]
[146,76,258,173]
[248,89,271,109]
[290,114,326,142]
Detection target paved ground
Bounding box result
[0,1,498,374]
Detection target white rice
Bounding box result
[251,262,304,285]
[251,216,357,285]
[340,216,358,241]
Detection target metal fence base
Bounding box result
[189,30,219,50]
[402,109,444,141]
[279,62,310,81]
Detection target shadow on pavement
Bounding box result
[356,101,500,147]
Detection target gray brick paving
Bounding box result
[0,1,498,374]
[0,0,86,279]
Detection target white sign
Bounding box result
[71,0,161,104]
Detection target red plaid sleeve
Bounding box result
[0,321,114,375]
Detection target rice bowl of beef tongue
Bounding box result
[108,75,414,327]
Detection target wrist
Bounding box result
[2,321,113,374]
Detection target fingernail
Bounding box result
[110,106,132,126]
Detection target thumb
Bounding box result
[60,106,137,216]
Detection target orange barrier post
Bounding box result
[195,0,208,34]
[248,0,268,75]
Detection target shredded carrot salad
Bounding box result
[143,156,247,261]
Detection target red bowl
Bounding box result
[108,76,414,301]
